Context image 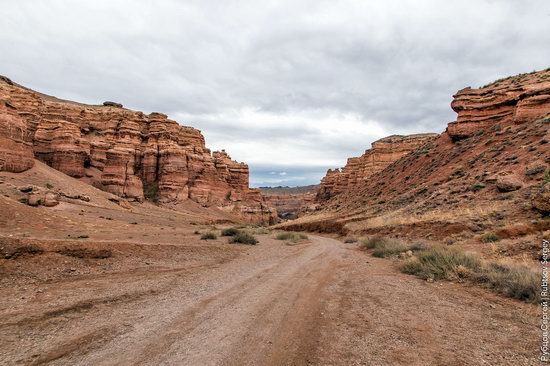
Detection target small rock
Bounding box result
[43,192,59,207]
[19,185,33,193]
[27,194,41,206]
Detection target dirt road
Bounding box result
[0,235,540,365]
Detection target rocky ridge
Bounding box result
[317,133,438,201]
[0,76,276,224]
[281,69,550,249]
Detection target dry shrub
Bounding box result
[200,232,217,240]
[400,247,481,280]
[400,247,540,303]
[275,232,308,242]
[475,262,540,303]
[229,232,258,245]
[221,227,239,236]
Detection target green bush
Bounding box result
[230,232,258,245]
[221,227,240,236]
[143,182,159,202]
[471,182,485,191]
[200,232,217,240]
[481,233,499,243]
[400,247,481,280]
[544,167,550,184]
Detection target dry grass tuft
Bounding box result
[400,247,540,303]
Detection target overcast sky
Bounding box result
[1,1,549,186]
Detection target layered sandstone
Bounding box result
[317,133,438,200]
[448,69,550,140]
[0,76,276,224]
[282,69,550,243]
[263,192,316,219]
[0,99,34,172]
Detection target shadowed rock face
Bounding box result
[0,77,277,224]
[317,133,439,201]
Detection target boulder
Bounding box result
[103,101,123,108]
[27,194,41,206]
[496,175,523,192]
[43,192,59,207]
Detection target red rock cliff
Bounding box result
[0,76,277,224]
[448,70,550,140]
[317,133,438,200]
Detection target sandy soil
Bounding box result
[0,234,539,366]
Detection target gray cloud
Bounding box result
[1,0,549,186]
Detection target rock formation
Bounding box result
[448,70,550,140]
[316,134,438,200]
[262,192,316,219]
[280,68,550,243]
[0,98,34,172]
[0,76,277,224]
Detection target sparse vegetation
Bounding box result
[359,236,408,257]
[221,227,239,236]
[401,247,481,280]
[475,262,539,303]
[544,167,550,184]
[143,181,159,202]
[45,182,54,189]
[275,232,308,242]
[400,247,540,303]
[200,232,217,240]
[359,236,386,250]
[343,237,357,243]
[471,182,485,191]
[481,233,499,243]
[229,232,258,245]
[448,167,465,180]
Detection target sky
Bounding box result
[1,1,549,187]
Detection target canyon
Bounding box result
[280,69,550,256]
[0,69,548,366]
[0,76,277,224]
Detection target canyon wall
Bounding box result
[262,192,316,219]
[316,133,438,201]
[282,69,550,242]
[0,76,277,224]
[448,70,550,140]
